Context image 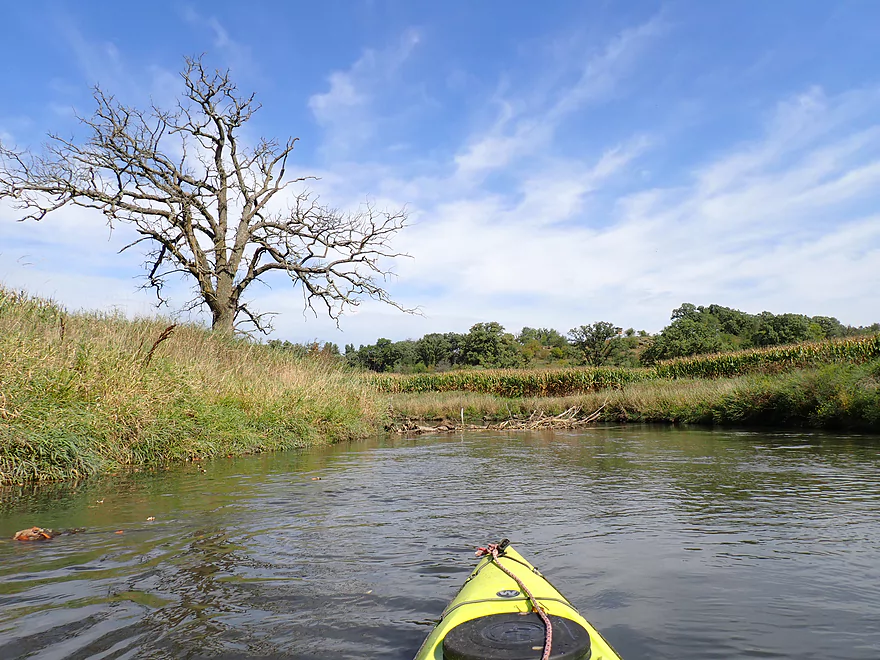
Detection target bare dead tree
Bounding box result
[0,56,413,335]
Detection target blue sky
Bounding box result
[2,1,879,345]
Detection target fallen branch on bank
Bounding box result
[388,402,607,434]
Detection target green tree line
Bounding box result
[333,303,878,373]
[344,321,648,372]
[640,304,878,364]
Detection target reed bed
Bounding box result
[0,287,383,485]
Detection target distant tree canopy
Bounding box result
[517,327,570,362]
[295,303,877,373]
[344,320,648,372]
[344,322,527,372]
[640,303,874,364]
[462,322,524,368]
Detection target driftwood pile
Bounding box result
[389,403,607,435]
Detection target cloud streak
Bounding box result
[454,17,664,178]
[309,28,421,157]
[312,77,880,340]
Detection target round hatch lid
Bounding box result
[442,612,591,660]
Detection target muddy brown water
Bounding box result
[1,426,879,659]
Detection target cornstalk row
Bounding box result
[369,334,880,396]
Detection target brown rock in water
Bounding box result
[13,527,56,541]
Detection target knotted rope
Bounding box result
[475,542,553,660]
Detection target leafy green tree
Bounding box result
[640,316,727,364]
[671,303,699,321]
[568,322,623,366]
[605,334,646,367]
[751,312,811,347]
[517,327,573,364]
[462,322,524,368]
[392,339,422,372]
[640,303,858,365]
[443,332,466,367]
[809,315,846,339]
[518,337,545,363]
[416,333,452,368]
[704,304,754,336]
[350,338,398,372]
[268,339,341,360]
[517,327,569,348]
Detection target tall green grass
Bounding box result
[0,287,384,485]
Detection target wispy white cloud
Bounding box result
[308,28,421,156]
[548,18,666,120]
[180,7,256,77]
[0,200,155,313]
[53,20,181,108]
[454,17,664,178]
[278,22,880,342]
[59,23,127,88]
[334,84,880,340]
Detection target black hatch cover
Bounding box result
[442,612,591,660]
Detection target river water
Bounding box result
[1,426,879,659]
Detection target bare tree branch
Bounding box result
[0,55,413,335]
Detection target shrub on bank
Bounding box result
[708,360,880,429]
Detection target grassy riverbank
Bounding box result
[390,360,880,431]
[0,288,384,485]
[3,286,878,485]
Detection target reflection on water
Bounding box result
[1,426,879,659]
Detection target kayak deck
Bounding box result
[414,542,622,660]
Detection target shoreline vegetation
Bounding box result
[371,333,880,397]
[0,288,383,486]
[387,362,880,433]
[2,286,879,485]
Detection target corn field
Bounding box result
[652,334,880,379]
[369,334,880,396]
[370,366,651,397]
